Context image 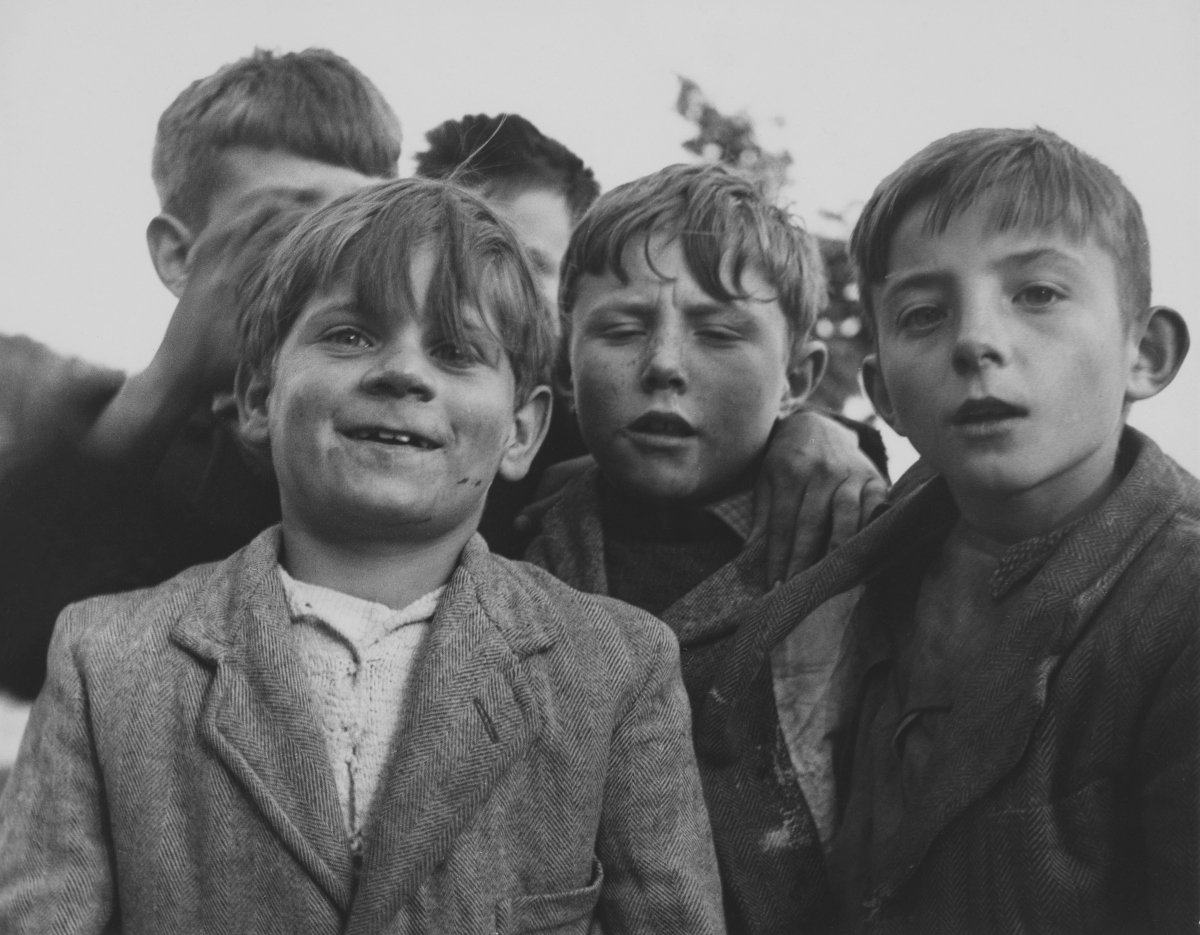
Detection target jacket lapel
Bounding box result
[872,430,1187,894]
[662,538,769,647]
[347,538,552,934]
[170,528,355,912]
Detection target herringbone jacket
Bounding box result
[696,428,1199,934]
[0,528,726,934]
[526,470,857,935]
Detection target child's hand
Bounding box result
[81,191,311,470]
[750,410,888,585]
[159,190,311,398]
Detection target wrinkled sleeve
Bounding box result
[594,617,726,934]
[0,607,116,933]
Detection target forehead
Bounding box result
[884,199,1120,291]
[576,232,778,304]
[291,249,500,338]
[207,146,378,227]
[486,185,573,255]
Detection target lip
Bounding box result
[339,424,446,450]
[626,411,698,438]
[949,397,1029,436]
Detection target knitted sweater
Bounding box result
[279,568,443,861]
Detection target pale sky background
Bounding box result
[0,0,1197,477]
[0,0,1197,760]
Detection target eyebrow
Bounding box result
[881,246,1089,299]
[997,246,1087,273]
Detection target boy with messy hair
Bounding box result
[0,178,724,933]
[0,48,400,698]
[695,128,1197,933]
[415,112,884,563]
[526,162,860,934]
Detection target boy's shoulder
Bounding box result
[461,535,683,686]
[52,528,275,672]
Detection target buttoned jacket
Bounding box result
[0,529,725,935]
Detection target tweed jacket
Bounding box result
[0,528,725,935]
[694,428,1199,934]
[526,470,858,935]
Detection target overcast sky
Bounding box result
[1,0,1196,472]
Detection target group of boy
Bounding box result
[0,46,1194,935]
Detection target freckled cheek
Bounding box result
[572,352,639,428]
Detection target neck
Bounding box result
[279,516,473,610]
[950,431,1123,546]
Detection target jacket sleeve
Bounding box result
[594,618,726,935]
[0,607,117,933]
[1137,600,1199,934]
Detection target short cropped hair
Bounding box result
[851,127,1151,330]
[239,178,556,404]
[414,114,599,222]
[559,163,827,357]
[153,48,402,226]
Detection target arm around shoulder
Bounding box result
[594,611,726,934]
[0,606,116,933]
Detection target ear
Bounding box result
[146,213,197,298]
[234,362,273,454]
[861,352,905,435]
[1126,306,1189,403]
[779,339,828,417]
[497,385,554,483]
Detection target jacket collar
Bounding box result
[172,531,556,929]
[697,428,1191,764]
[170,526,355,912]
[535,467,768,647]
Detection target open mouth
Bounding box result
[345,428,441,450]
[627,412,697,437]
[951,397,1029,426]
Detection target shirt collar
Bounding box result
[704,489,755,543]
[989,524,1074,602]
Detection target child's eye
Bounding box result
[897,304,946,333]
[696,326,742,344]
[322,326,374,349]
[597,323,646,342]
[430,340,483,367]
[1013,284,1064,309]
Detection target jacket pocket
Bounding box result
[498,858,604,934]
[976,777,1116,930]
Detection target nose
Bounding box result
[361,335,435,401]
[952,290,1010,375]
[639,325,687,393]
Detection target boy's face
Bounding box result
[486,185,574,311]
[568,233,811,503]
[246,247,549,544]
[864,199,1141,506]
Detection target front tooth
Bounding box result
[396,433,412,445]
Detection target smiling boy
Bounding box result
[0,179,724,933]
[697,127,1198,933]
[527,164,863,934]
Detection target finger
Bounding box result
[860,477,889,529]
[764,475,808,585]
[781,475,839,581]
[748,470,772,544]
[827,478,866,552]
